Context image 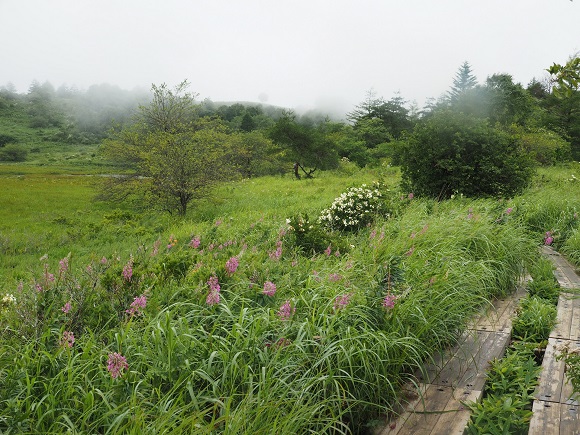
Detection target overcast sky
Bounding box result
[1,0,579,116]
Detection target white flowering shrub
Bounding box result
[319,184,384,231]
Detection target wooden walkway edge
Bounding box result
[529,247,580,435]
[373,286,527,435]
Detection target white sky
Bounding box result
[1,0,579,116]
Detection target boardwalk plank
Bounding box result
[536,338,567,403]
[395,385,456,435]
[569,296,580,341]
[551,295,573,340]
[559,403,580,435]
[429,388,480,435]
[529,400,561,435]
[473,286,526,333]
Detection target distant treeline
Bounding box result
[1,58,579,167]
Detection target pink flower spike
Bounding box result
[334,293,353,311]
[60,331,75,348]
[62,301,71,314]
[324,245,332,256]
[277,300,295,321]
[263,281,277,296]
[122,257,133,282]
[383,293,397,310]
[206,290,220,305]
[126,295,147,316]
[189,237,201,248]
[225,256,239,275]
[505,207,513,215]
[107,352,128,379]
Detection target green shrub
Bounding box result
[287,213,345,255]
[0,133,17,146]
[467,395,533,435]
[0,144,27,162]
[512,126,571,165]
[511,296,557,342]
[400,111,535,199]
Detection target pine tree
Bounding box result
[447,61,478,102]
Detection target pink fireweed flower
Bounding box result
[269,241,282,260]
[324,245,332,256]
[107,352,128,379]
[189,237,201,248]
[277,300,295,321]
[207,275,220,292]
[544,231,554,246]
[62,301,72,314]
[505,207,513,215]
[60,331,75,348]
[59,257,69,275]
[263,281,277,296]
[383,293,397,310]
[35,283,43,292]
[334,293,353,311]
[100,256,107,265]
[408,193,414,200]
[328,273,342,283]
[206,275,221,305]
[122,257,133,282]
[370,229,377,239]
[206,290,220,305]
[126,295,146,316]
[225,256,239,275]
[151,239,161,256]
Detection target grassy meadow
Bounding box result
[1,159,580,434]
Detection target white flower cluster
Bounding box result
[319,184,383,231]
[1,293,16,310]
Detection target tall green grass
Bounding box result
[1,163,544,433]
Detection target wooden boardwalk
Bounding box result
[375,246,580,435]
[529,247,580,435]
[374,286,527,434]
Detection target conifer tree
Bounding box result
[447,61,478,102]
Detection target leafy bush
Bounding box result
[511,296,557,342]
[287,213,345,254]
[400,111,536,199]
[512,126,571,165]
[0,144,27,162]
[319,183,384,231]
[0,133,17,146]
[467,395,533,435]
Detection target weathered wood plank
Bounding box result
[395,385,457,435]
[529,400,561,435]
[416,331,471,385]
[542,246,580,290]
[473,287,527,333]
[456,331,510,391]
[374,384,428,435]
[424,330,487,388]
[428,388,480,435]
[569,295,580,341]
[536,338,567,403]
[550,295,573,340]
[428,331,509,391]
[559,403,580,434]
